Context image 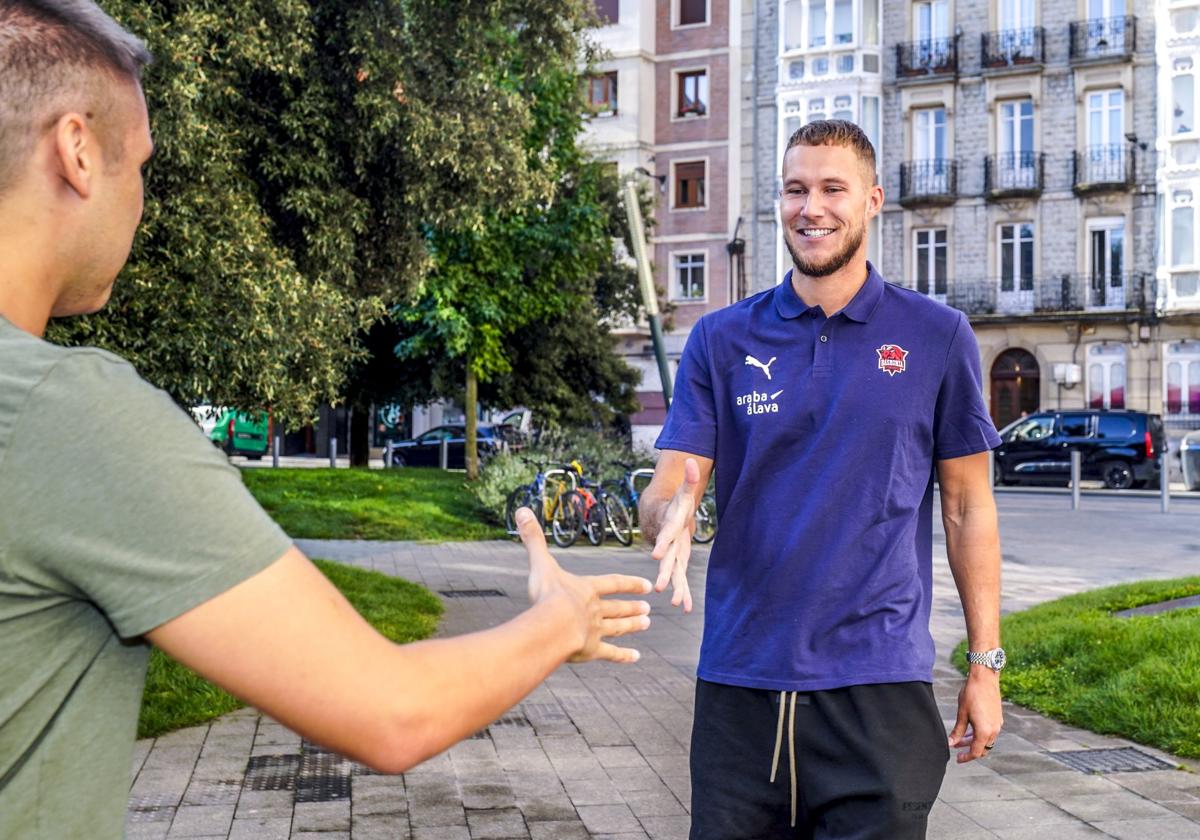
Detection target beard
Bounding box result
[784,219,865,278]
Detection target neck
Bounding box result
[0,199,62,337]
[790,255,870,316]
[0,263,56,338]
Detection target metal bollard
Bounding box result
[272,434,280,468]
[329,437,338,468]
[439,438,449,470]
[988,449,995,487]
[1161,453,1170,514]
[385,440,394,469]
[1071,449,1081,510]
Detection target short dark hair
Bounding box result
[782,119,877,182]
[0,0,152,192]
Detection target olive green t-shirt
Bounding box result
[0,315,291,839]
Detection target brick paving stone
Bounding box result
[925,802,996,840]
[637,816,690,840]
[938,772,1038,803]
[951,798,1083,831]
[293,801,352,833]
[513,794,577,822]
[293,833,350,839]
[1055,792,1179,822]
[575,805,641,835]
[464,807,528,839]
[608,767,666,794]
[227,817,291,840]
[461,783,516,810]
[352,776,408,816]
[621,789,686,819]
[590,833,649,840]
[125,823,171,840]
[562,777,624,807]
[528,821,589,840]
[167,804,236,837]
[1091,817,1200,839]
[1004,771,1123,800]
[592,748,649,770]
[351,814,411,839]
[411,828,471,840]
[234,790,293,820]
[408,803,468,827]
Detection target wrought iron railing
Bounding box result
[1069,16,1136,62]
[1072,145,1134,192]
[984,151,1045,197]
[938,274,1151,317]
[982,27,1045,67]
[899,159,959,205]
[896,36,959,78]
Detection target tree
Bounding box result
[49,0,600,431]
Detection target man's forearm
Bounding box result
[943,502,1001,654]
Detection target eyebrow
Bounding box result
[782,176,851,188]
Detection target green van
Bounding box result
[207,408,270,459]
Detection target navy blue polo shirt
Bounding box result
[656,263,1001,692]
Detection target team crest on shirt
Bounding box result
[876,344,909,376]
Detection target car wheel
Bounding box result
[1102,460,1134,490]
[390,452,406,468]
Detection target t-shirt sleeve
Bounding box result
[933,313,1003,460]
[654,318,718,459]
[2,352,292,638]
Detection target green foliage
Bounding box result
[49,0,603,429]
[471,428,654,522]
[138,558,442,739]
[242,467,504,541]
[952,577,1200,758]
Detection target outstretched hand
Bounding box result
[516,508,652,663]
[650,457,701,612]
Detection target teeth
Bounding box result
[801,228,833,237]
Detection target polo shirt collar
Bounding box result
[773,262,886,323]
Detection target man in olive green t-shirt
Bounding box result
[0,4,654,838]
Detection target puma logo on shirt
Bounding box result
[745,355,777,380]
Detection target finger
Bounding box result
[599,614,652,638]
[682,457,701,491]
[670,556,688,608]
[655,540,678,592]
[516,507,551,561]
[600,599,651,619]
[588,573,653,597]
[651,518,684,561]
[579,641,641,664]
[948,704,970,747]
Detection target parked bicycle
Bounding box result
[603,460,717,545]
[504,459,583,548]
[568,459,634,548]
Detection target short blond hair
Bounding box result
[782,119,877,183]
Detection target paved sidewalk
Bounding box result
[127,537,1200,840]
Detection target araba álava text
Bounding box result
[736,391,779,414]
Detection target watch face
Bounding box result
[992,649,1007,670]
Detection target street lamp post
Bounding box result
[623,179,673,411]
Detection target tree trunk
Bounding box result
[465,364,479,480]
[350,404,371,467]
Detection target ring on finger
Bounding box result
[984,743,996,751]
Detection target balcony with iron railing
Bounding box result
[899,160,959,207]
[982,27,1045,70]
[895,36,959,80]
[984,152,1045,199]
[939,273,1150,318]
[1069,16,1136,63]
[1072,145,1135,194]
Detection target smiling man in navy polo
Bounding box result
[640,120,1005,839]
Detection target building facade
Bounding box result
[583,0,745,449]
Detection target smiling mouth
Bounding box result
[799,228,835,238]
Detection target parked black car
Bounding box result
[994,410,1164,490]
[387,424,516,468]
[1182,430,1200,491]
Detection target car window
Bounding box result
[1096,416,1136,439]
[417,429,447,444]
[1004,416,1054,442]
[1057,414,1092,437]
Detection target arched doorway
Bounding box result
[990,349,1040,429]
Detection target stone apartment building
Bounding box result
[583,0,745,449]
[875,0,1200,441]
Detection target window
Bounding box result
[914,229,948,297]
[677,70,708,117]
[913,107,947,161]
[913,0,949,40]
[864,0,880,44]
[1096,414,1135,438]
[860,96,880,152]
[809,0,827,45]
[1004,415,1052,442]
[784,0,805,49]
[812,57,829,76]
[808,98,826,122]
[1057,414,1093,438]
[1165,343,1200,416]
[1173,62,1195,135]
[1173,193,1195,267]
[834,0,853,42]
[999,223,1035,292]
[837,54,855,73]
[675,253,706,300]
[585,72,618,115]
[674,161,706,209]
[863,54,880,72]
[997,98,1036,189]
[1087,89,1123,147]
[1088,344,1126,410]
[1174,7,1198,34]
[679,0,706,26]
[789,60,805,79]
[593,0,618,24]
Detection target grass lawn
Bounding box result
[953,576,1200,759]
[241,467,504,542]
[137,559,443,739]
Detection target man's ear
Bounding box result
[53,112,94,199]
[865,181,884,220]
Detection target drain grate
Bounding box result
[1049,747,1176,774]
[439,588,506,598]
[244,754,300,791]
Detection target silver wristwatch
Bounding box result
[966,647,1007,672]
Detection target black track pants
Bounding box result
[689,679,950,840]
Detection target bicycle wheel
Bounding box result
[692,493,717,544]
[602,480,638,529]
[551,491,583,548]
[603,491,634,546]
[584,496,605,547]
[504,485,539,533]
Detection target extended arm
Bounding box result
[146,510,651,773]
[638,449,714,612]
[937,450,1003,764]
